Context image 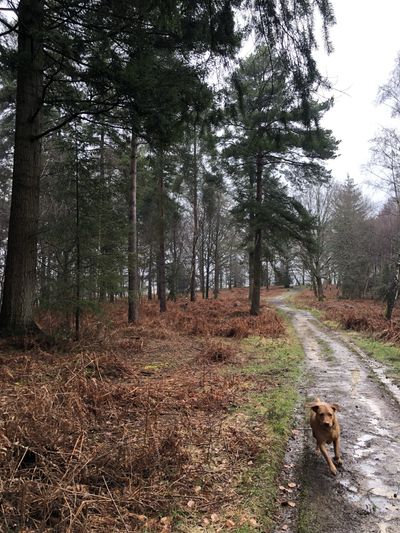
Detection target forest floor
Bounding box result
[272,290,400,533]
[0,287,307,532]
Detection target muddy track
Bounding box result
[272,297,400,533]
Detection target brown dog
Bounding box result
[308,398,342,475]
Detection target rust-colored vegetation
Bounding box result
[296,286,400,344]
[0,288,285,531]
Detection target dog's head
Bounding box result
[309,401,341,428]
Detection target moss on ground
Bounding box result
[347,333,400,384]
[230,323,304,531]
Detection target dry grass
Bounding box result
[0,288,286,532]
[296,287,400,344]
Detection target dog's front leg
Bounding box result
[319,443,337,475]
[333,437,342,465]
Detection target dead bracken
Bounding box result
[0,287,285,531]
[297,287,400,343]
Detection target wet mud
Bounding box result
[272,299,400,533]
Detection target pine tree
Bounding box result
[225,47,336,314]
[330,177,372,299]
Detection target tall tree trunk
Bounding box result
[190,125,199,301]
[250,153,263,316]
[74,133,81,341]
[228,249,233,290]
[98,127,106,302]
[169,220,178,301]
[128,132,139,322]
[199,218,205,298]
[316,276,324,301]
[311,276,318,298]
[385,252,400,320]
[248,165,256,302]
[38,246,48,305]
[205,237,211,299]
[157,159,167,313]
[0,0,44,335]
[265,257,270,290]
[248,249,254,300]
[147,244,153,300]
[213,195,221,299]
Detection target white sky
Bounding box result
[315,0,400,196]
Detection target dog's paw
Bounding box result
[330,465,337,476]
[334,457,343,466]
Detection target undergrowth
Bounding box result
[0,287,301,532]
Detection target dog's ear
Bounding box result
[331,403,341,412]
[306,402,320,413]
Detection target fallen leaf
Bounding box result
[288,482,297,488]
[288,501,296,508]
[249,518,259,527]
[211,513,219,523]
[160,516,172,525]
[226,519,236,528]
[194,485,202,494]
[282,525,289,531]
[203,518,210,526]
[279,485,286,491]
[187,500,195,509]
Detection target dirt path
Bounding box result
[272,296,400,533]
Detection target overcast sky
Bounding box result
[315,0,400,195]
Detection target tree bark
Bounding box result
[147,244,153,300]
[128,132,139,322]
[157,159,167,313]
[190,125,199,301]
[98,127,106,302]
[248,248,254,301]
[169,219,178,301]
[250,153,263,316]
[315,260,325,301]
[385,252,400,320]
[199,218,205,298]
[74,134,81,341]
[316,276,324,301]
[0,0,44,335]
[213,195,221,300]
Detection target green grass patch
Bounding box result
[231,324,304,531]
[316,337,335,362]
[297,484,319,533]
[348,333,400,384]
